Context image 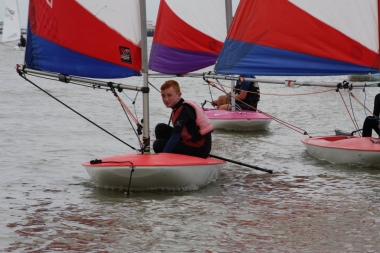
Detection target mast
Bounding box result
[225,0,236,111]
[140,0,150,153]
[225,0,233,30]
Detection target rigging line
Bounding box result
[360,86,376,117]
[213,81,337,96]
[351,91,373,116]
[350,91,374,138]
[206,82,215,105]
[337,90,360,134]
[206,80,308,135]
[28,72,142,128]
[363,84,368,117]
[207,79,305,133]
[347,92,362,132]
[148,81,161,93]
[216,78,227,93]
[116,96,143,149]
[27,71,142,141]
[108,85,143,149]
[115,95,140,125]
[27,72,109,90]
[122,90,139,122]
[349,95,360,131]
[107,84,140,125]
[19,73,138,151]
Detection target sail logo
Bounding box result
[119,46,132,64]
[5,7,15,20]
[5,7,15,15]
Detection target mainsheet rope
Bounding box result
[17,71,139,151]
[350,92,374,116]
[206,78,371,137]
[211,80,337,97]
[205,79,309,136]
[337,90,361,136]
[107,84,144,149]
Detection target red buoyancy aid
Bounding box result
[171,100,213,146]
[183,100,214,135]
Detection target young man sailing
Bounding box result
[153,80,213,158]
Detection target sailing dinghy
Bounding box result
[1,0,24,50]
[19,0,225,190]
[149,0,271,131]
[301,136,380,165]
[210,0,380,165]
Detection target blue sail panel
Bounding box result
[215,0,380,76]
[216,39,379,76]
[25,0,142,79]
[25,31,140,78]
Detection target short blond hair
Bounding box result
[161,80,180,93]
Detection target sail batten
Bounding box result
[215,0,380,76]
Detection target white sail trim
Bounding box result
[75,0,141,45]
[290,0,379,53]
[2,0,21,43]
[165,0,227,42]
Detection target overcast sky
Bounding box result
[1,0,238,28]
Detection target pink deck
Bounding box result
[203,108,270,120]
[82,153,225,167]
[301,136,380,152]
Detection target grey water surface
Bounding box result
[1,37,380,252]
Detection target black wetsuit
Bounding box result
[19,36,26,47]
[362,93,380,137]
[235,79,260,110]
[153,98,212,158]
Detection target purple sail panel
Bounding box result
[149,43,218,74]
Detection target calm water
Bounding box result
[1,37,380,252]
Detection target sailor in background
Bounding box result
[362,93,380,137]
[18,35,26,48]
[212,75,260,111]
[153,80,213,158]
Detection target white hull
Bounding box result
[204,109,271,131]
[84,164,223,191]
[14,46,25,51]
[83,153,225,190]
[302,136,380,165]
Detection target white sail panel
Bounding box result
[165,0,227,42]
[290,0,379,53]
[75,0,141,45]
[2,0,21,43]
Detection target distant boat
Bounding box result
[302,136,380,165]
[212,0,380,165]
[2,0,21,43]
[1,0,24,50]
[150,0,271,131]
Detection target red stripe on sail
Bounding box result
[229,0,379,70]
[28,0,141,72]
[153,0,223,54]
